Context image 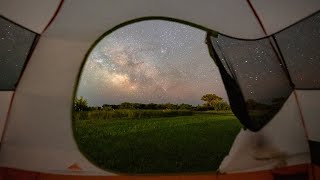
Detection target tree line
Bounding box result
[74,94,286,112]
[74,93,232,112]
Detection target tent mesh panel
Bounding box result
[275,12,320,89]
[207,11,320,131]
[0,17,37,90]
[208,35,292,131]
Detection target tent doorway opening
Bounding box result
[72,20,241,174]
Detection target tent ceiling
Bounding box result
[250,0,320,35]
[44,0,265,42]
[0,0,61,34]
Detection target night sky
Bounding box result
[77,20,228,106]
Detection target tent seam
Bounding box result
[42,0,65,34]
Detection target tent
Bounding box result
[0,0,319,179]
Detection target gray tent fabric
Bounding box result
[0,0,319,175]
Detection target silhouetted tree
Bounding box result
[201,94,223,106]
[120,102,135,109]
[213,101,231,111]
[179,103,193,110]
[200,93,231,110]
[74,96,88,111]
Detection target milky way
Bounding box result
[77,20,228,106]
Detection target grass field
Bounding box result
[73,113,242,174]
[73,109,193,121]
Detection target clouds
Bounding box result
[77,20,228,106]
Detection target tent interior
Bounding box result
[0,0,319,179]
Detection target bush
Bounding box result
[212,101,231,111]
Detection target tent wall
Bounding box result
[249,0,320,35]
[295,90,320,142]
[0,37,109,175]
[295,90,320,166]
[44,0,265,41]
[0,0,61,33]
[0,92,13,141]
[218,91,310,173]
[0,0,319,175]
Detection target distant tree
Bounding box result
[156,104,166,109]
[132,103,144,109]
[213,101,231,111]
[74,96,88,111]
[102,104,117,110]
[201,94,223,106]
[200,93,231,111]
[102,104,110,108]
[102,105,113,111]
[179,103,193,110]
[146,103,157,109]
[87,106,102,111]
[164,103,178,110]
[120,102,134,109]
[112,105,120,109]
[195,105,209,111]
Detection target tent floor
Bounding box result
[0,164,318,180]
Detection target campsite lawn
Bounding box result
[73,113,242,174]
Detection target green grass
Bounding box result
[73,109,193,121]
[73,113,242,174]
